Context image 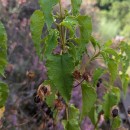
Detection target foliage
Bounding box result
[30,0,130,129]
[96,0,130,41]
[0,21,8,108]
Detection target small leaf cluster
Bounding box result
[30,0,130,129]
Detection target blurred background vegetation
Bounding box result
[0,0,130,129]
[95,0,130,41]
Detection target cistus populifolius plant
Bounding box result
[30,0,130,129]
[0,21,8,109]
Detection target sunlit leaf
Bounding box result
[0,106,5,118]
[112,117,121,130]
[108,59,118,82]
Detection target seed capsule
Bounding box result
[127,106,130,116]
[34,96,41,103]
[112,108,118,118]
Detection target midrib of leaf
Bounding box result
[61,55,66,91]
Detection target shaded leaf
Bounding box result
[61,16,78,37]
[46,53,74,102]
[68,43,77,63]
[30,10,44,59]
[44,29,59,57]
[0,82,9,108]
[93,68,104,87]
[81,83,96,119]
[39,0,59,29]
[102,87,120,119]
[77,15,92,42]
[76,15,92,60]
[0,22,7,76]
[62,105,80,130]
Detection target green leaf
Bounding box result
[108,59,118,82]
[39,0,59,29]
[88,106,98,125]
[102,87,120,119]
[104,40,112,48]
[0,22,7,76]
[61,16,78,38]
[68,43,77,63]
[76,15,92,60]
[62,105,80,130]
[0,82,9,108]
[93,68,104,87]
[71,0,82,15]
[81,83,97,119]
[121,74,129,95]
[112,117,121,130]
[77,15,92,43]
[44,29,59,57]
[46,53,74,102]
[30,10,44,59]
[90,36,100,49]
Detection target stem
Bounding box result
[74,78,85,88]
[59,0,66,50]
[90,51,100,62]
[59,0,63,18]
[66,105,69,121]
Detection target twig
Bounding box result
[74,78,85,88]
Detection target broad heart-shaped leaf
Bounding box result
[0,82,9,108]
[61,16,78,38]
[62,105,80,130]
[77,15,92,43]
[44,29,59,57]
[0,22,7,76]
[81,83,97,120]
[39,0,59,29]
[30,10,44,59]
[107,59,118,83]
[111,117,121,130]
[71,0,82,15]
[102,87,120,119]
[46,53,74,102]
